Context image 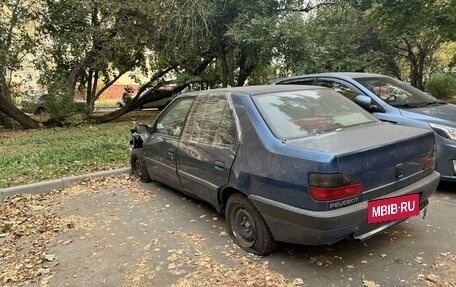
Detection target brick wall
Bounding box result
[100,84,140,100]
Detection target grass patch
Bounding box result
[0,110,159,188]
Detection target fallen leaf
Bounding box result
[42,254,56,262]
[362,279,380,287]
[425,274,439,284]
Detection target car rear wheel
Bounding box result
[226,193,276,255]
[130,149,151,182]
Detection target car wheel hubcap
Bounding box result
[135,159,142,177]
[233,207,256,247]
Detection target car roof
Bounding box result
[185,85,327,97]
[270,72,390,83]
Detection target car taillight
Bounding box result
[423,146,436,170]
[308,173,363,201]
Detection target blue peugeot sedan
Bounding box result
[130,85,439,255]
[272,73,456,182]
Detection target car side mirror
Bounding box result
[354,95,383,113]
[131,124,150,134]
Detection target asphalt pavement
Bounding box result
[1,176,455,286]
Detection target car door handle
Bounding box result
[215,160,225,171]
[167,148,175,160]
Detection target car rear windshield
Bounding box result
[252,89,376,140]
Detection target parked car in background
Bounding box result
[21,94,86,114]
[116,89,173,110]
[129,85,439,255]
[272,73,456,182]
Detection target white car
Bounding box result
[117,89,173,110]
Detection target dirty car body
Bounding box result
[130,85,440,255]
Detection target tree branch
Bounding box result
[283,1,341,13]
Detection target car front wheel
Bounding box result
[130,149,151,182]
[226,193,276,255]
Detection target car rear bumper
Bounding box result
[249,171,440,245]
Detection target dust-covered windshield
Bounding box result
[252,89,376,140]
[356,76,444,108]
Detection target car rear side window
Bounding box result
[253,90,376,140]
[182,94,236,146]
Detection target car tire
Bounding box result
[130,149,151,182]
[226,193,277,255]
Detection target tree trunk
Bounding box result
[86,69,99,112]
[416,48,427,91]
[0,89,13,129]
[0,97,40,129]
[404,39,427,90]
[227,48,235,87]
[91,56,215,123]
[237,50,256,87]
[0,73,40,129]
[220,54,229,88]
[406,49,419,88]
[0,112,13,129]
[91,89,173,123]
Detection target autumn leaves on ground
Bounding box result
[1,175,455,287]
[0,175,304,287]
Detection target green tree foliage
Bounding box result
[2,0,456,129]
[275,4,368,74]
[209,0,280,87]
[434,0,456,41]
[426,72,456,100]
[43,75,76,126]
[368,0,444,90]
[40,0,153,112]
[93,0,310,123]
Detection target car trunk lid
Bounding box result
[286,123,435,201]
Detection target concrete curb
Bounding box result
[0,167,131,201]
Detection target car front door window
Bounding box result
[317,79,361,101]
[154,98,194,137]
